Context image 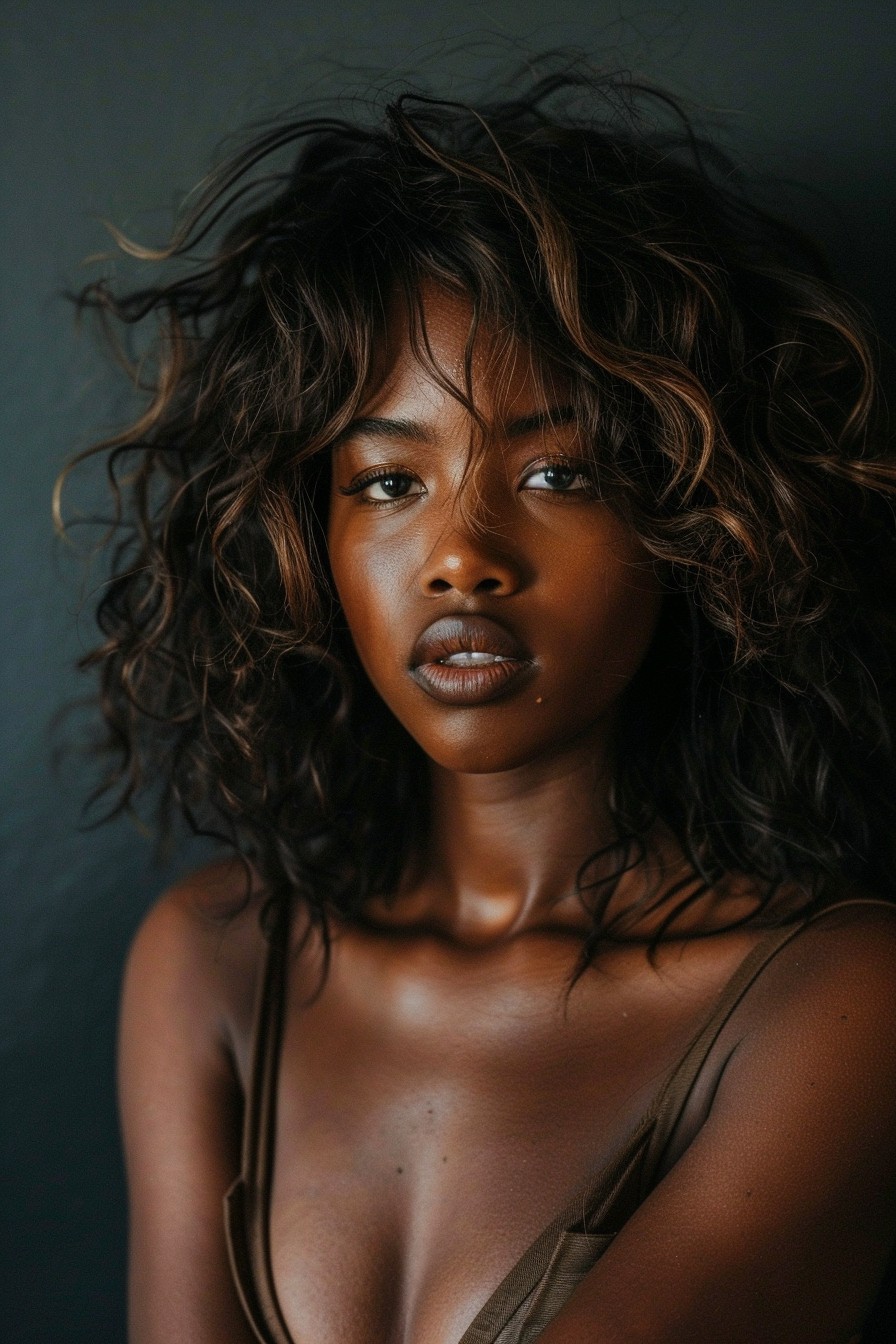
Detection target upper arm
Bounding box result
[118,867,261,1344]
[541,905,896,1344]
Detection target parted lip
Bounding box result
[410,614,531,668]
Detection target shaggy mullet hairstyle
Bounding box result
[60,65,896,955]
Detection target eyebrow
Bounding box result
[333,405,577,447]
[504,406,576,437]
[333,416,430,447]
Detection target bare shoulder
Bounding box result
[122,856,269,1072]
[714,895,896,1148]
[743,896,896,1035]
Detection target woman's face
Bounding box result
[327,285,662,775]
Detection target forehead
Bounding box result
[360,281,568,423]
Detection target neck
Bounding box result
[409,733,621,943]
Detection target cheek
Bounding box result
[551,535,663,681]
[328,536,407,686]
[331,568,379,664]
[596,566,661,666]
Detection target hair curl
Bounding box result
[60,60,896,956]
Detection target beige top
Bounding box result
[224,899,894,1343]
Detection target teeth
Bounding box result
[440,651,508,667]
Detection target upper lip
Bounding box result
[410,614,531,667]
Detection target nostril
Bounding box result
[476,578,502,593]
[429,578,452,593]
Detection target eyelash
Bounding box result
[339,458,595,506]
[338,464,423,507]
[522,460,594,495]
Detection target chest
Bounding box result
[242,929,754,1344]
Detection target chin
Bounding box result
[409,714,607,778]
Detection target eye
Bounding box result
[339,469,425,504]
[364,472,421,501]
[522,462,591,493]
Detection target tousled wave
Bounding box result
[59,60,896,960]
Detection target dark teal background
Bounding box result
[1,3,893,1340]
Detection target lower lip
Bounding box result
[410,659,535,705]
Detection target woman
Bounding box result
[65,66,896,1342]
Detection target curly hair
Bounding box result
[60,61,896,955]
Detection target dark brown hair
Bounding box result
[60,62,896,952]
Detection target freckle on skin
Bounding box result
[396,1167,403,1174]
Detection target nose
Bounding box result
[418,521,524,597]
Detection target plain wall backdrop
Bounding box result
[1,3,893,1340]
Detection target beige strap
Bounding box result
[639,896,896,1195]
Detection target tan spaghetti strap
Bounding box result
[225,895,895,1344]
[224,903,295,1344]
[240,903,292,1192]
[638,894,896,1195]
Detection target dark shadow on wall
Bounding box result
[0,806,215,1344]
